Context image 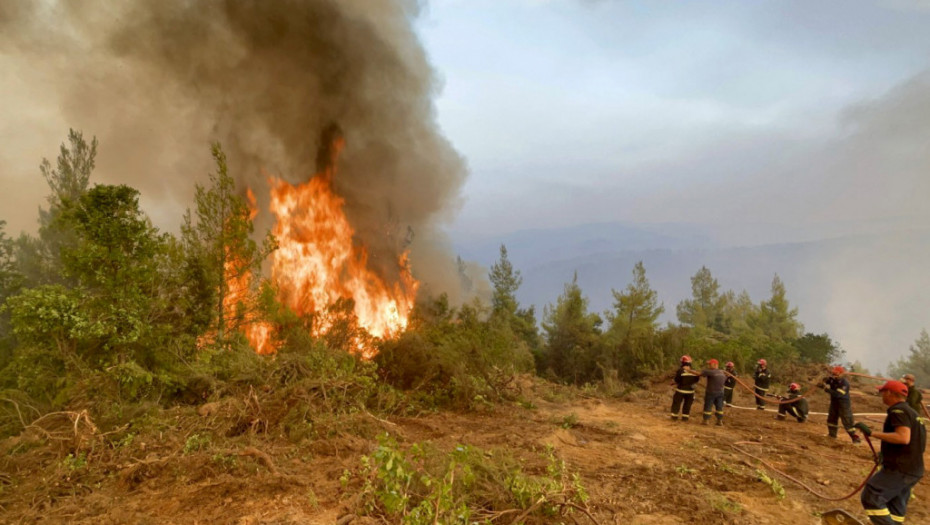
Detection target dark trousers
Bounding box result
[777,399,808,422]
[703,392,725,421]
[670,391,695,420]
[754,387,767,407]
[827,399,855,437]
[724,386,734,405]
[861,468,922,524]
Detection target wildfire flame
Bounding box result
[241,136,418,356]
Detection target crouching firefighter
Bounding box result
[823,366,861,443]
[670,355,701,422]
[854,380,926,525]
[776,383,808,422]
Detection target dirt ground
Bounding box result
[1,377,925,525]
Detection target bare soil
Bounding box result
[1,378,925,525]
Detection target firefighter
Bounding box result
[855,380,926,525]
[698,359,727,426]
[670,355,701,422]
[723,361,737,407]
[901,373,923,415]
[753,359,771,410]
[822,365,861,443]
[775,382,808,422]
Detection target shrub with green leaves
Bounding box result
[356,434,588,524]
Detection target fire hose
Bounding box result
[722,369,924,501]
[731,435,880,501]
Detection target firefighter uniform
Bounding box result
[776,390,809,422]
[824,375,860,443]
[754,364,771,409]
[724,365,737,406]
[860,388,926,525]
[670,364,701,421]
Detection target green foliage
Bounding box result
[887,329,930,388]
[180,143,276,344]
[377,294,533,410]
[676,266,727,332]
[754,274,802,342]
[707,492,742,513]
[794,332,843,364]
[357,434,588,524]
[756,469,785,499]
[489,244,542,357]
[539,273,607,385]
[60,451,88,472]
[604,261,665,379]
[183,433,211,454]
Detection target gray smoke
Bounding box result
[0,0,469,300]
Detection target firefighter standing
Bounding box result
[699,359,728,426]
[854,380,926,525]
[901,373,923,414]
[753,359,771,410]
[723,361,737,407]
[776,382,808,422]
[670,355,701,422]
[823,365,861,443]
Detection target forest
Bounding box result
[1,130,928,524]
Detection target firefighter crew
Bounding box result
[723,361,737,407]
[670,355,701,422]
[698,359,727,426]
[901,373,923,415]
[823,365,861,444]
[753,359,771,410]
[854,380,926,525]
[776,382,808,422]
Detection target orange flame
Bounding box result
[240,138,417,356]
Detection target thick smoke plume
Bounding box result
[0,0,469,299]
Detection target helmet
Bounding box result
[708,359,719,366]
[681,355,692,364]
[789,382,800,392]
[725,361,735,369]
[758,359,767,367]
[832,365,845,376]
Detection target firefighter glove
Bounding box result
[853,422,872,436]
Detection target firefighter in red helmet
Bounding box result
[753,359,771,410]
[723,361,737,407]
[670,355,700,422]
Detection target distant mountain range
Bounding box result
[452,222,930,373]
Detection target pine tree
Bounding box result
[756,274,802,342]
[540,273,604,384]
[181,143,276,342]
[605,261,664,376]
[888,329,930,388]
[676,266,727,332]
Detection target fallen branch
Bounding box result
[238,446,279,476]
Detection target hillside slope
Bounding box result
[0,378,924,524]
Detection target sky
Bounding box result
[2,0,930,372]
[412,0,930,371]
[416,0,930,243]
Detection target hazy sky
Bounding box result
[417,0,930,242]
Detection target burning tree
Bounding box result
[181,143,276,345]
